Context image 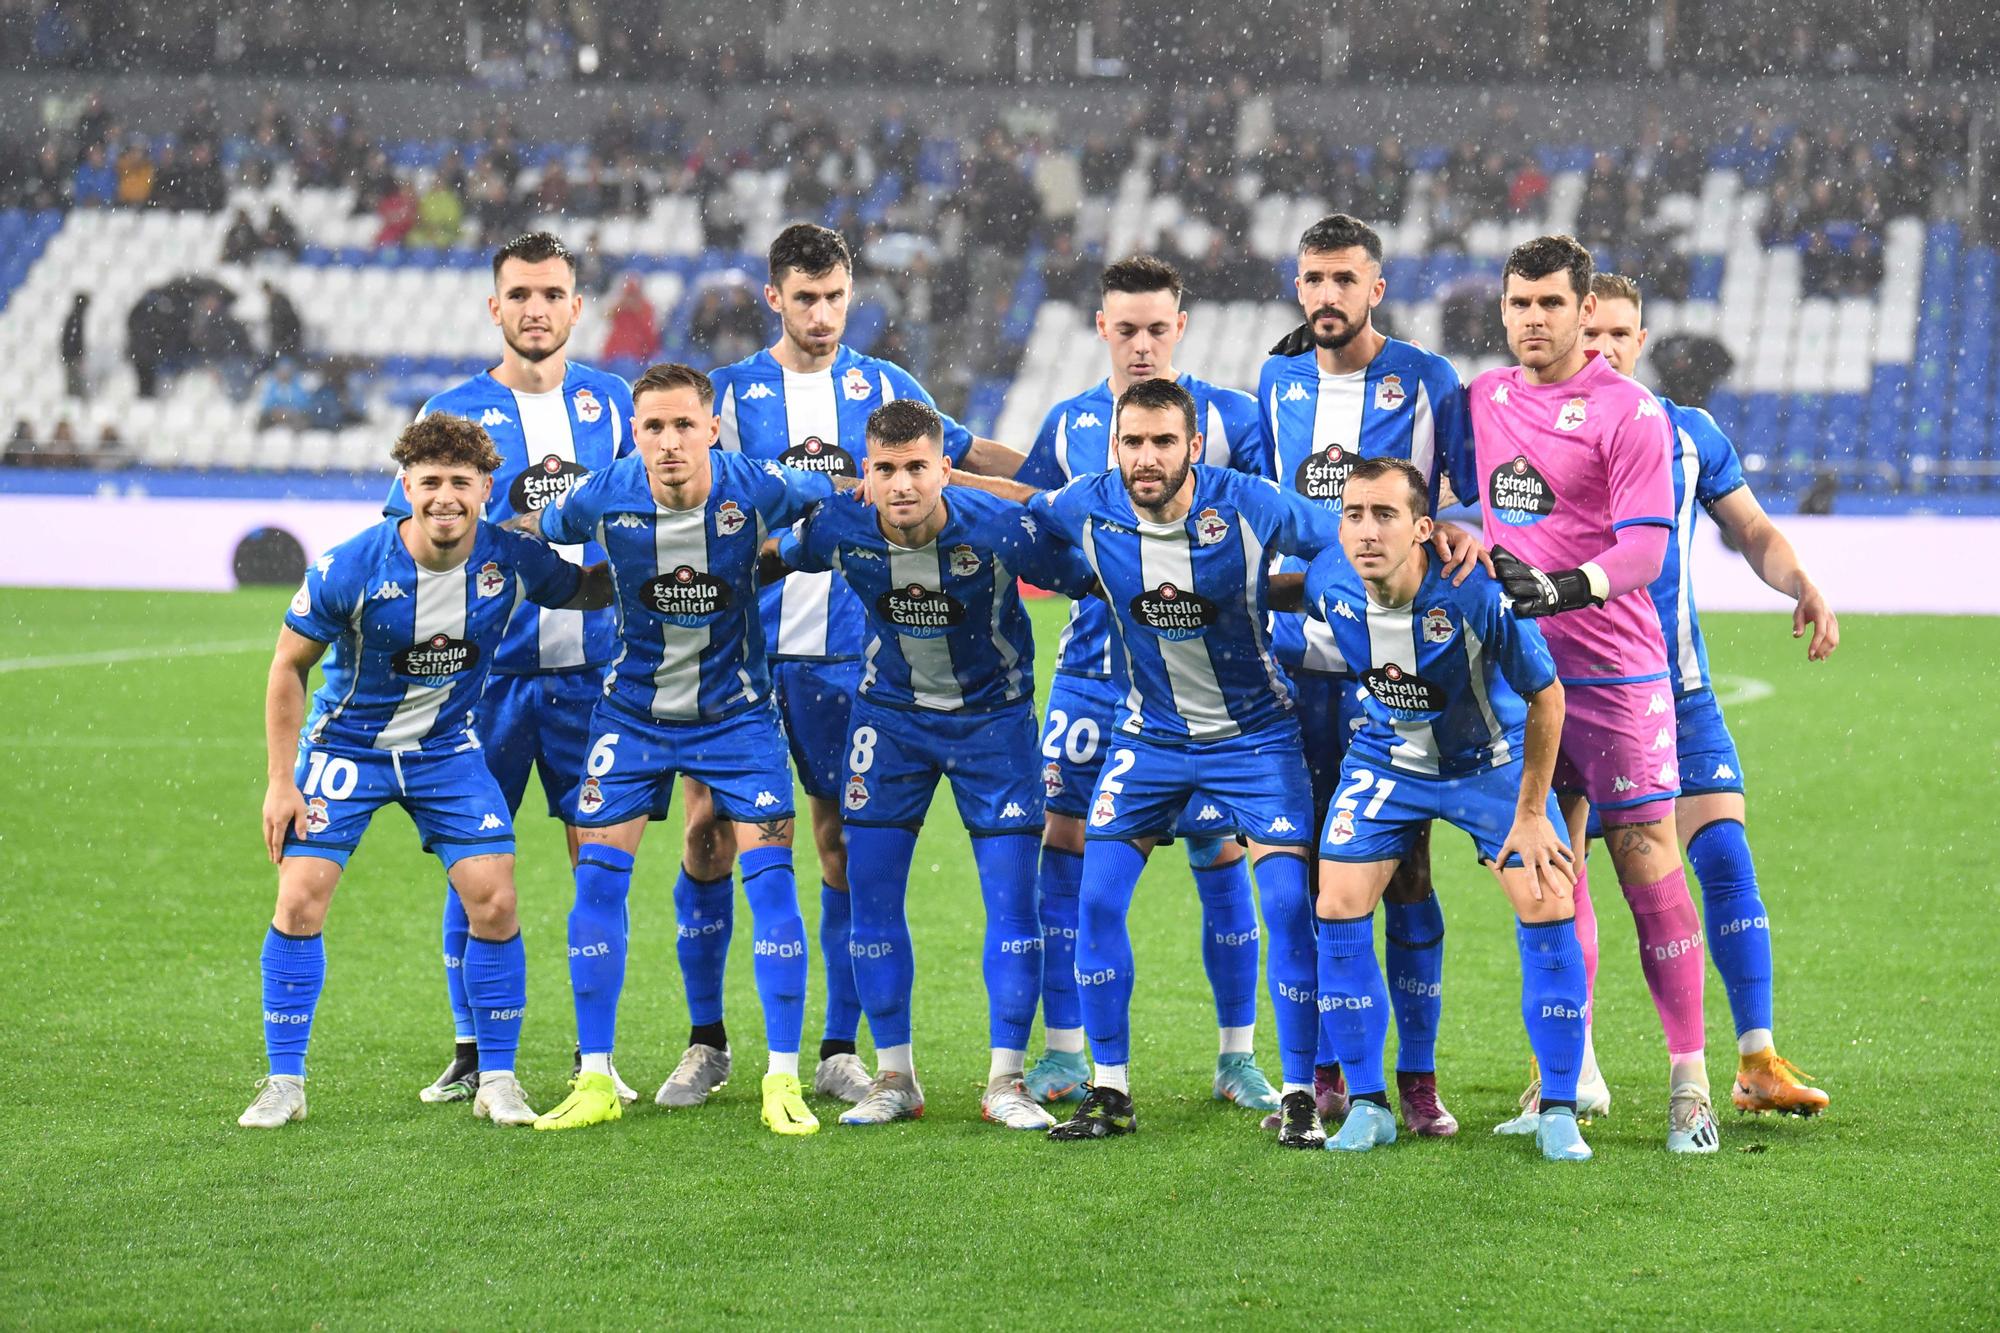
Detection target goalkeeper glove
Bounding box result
[1491,545,1601,618]
[1268,321,1315,357]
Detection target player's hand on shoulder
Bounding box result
[501,510,544,540]
[1431,521,1492,586]
[1795,582,1839,661]
[263,778,308,865]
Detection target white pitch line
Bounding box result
[1711,674,1775,708]
[0,638,271,674]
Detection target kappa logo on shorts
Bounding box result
[842,367,872,401]
[1268,816,1297,835]
[1281,382,1309,402]
[1555,397,1588,432]
[1611,775,1637,793]
[1196,803,1221,822]
[578,777,605,815]
[1074,411,1102,428]
[478,813,504,831]
[744,382,775,400]
[948,544,982,577]
[1090,789,1116,827]
[1194,507,1229,546]
[1327,808,1355,844]
[755,790,780,809]
[1422,607,1454,644]
[1656,761,1678,785]
[1374,374,1406,412]
[1001,802,1027,819]
[304,797,330,835]
[1646,693,1668,715]
[1042,762,1064,798]
[1713,763,1737,780]
[1652,726,1673,750]
[572,388,603,423]
[843,774,869,811]
[475,561,507,598]
[715,500,747,537]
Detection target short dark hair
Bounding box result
[1344,456,1429,520]
[1591,272,1643,320]
[1298,213,1383,264]
[632,362,715,408]
[492,231,575,283]
[768,222,853,284]
[1115,376,1198,442]
[866,399,943,449]
[393,414,504,473]
[1504,233,1594,301]
[1100,254,1182,302]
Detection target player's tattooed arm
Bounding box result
[1266,572,1307,612]
[1496,678,1575,902]
[501,509,545,540]
[262,628,329,865]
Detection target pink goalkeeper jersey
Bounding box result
[1470,351,1676,683]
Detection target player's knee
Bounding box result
[1184,834,1242,871]
[1042,813,1086,855]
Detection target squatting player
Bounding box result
[1580,272,1834,1115]
[1474,235,1718,1153]
[1030,378,1343,1149]
[1260,213,1484,1135]
[241,415,611,1130]
[1014,254,1285,1115]
[385,231,637,1106]
[669,223,1030,1109]
[1276,458,1591,1162]
[773,400,1097,1130]
[508,363,847,1137]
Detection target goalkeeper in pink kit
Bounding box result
[1470,235,1719,1154]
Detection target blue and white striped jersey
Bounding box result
[384,362,635,676]
[1031,467,1343,742]
[1654,397,1749,697]
[1018,371,1273,681]
[711,345,974,664]
[779,487,1095,713]
[541,450,833,723]
[286,519,581,754]
[1258,338,1476,674]
[1303,553,1557,777]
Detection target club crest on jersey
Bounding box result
[842,367,872,401]
[1090,789,1117,827]
[290,580,311,616]
[1130,582,1218,641]
[304,796,330,835]
[1327,807,1355,845]
[578,778,604,815]
[1374,374,1406,412]
[1555,397,1588,432]
[392,633,481,681]
[572,388,603,423]
[1489,455,1557,526]
[1193,507,1229,546]
[511,454,587,513]
[644,566,731,626]
[877,583,965,638]
[1042,762,1064,799]
[475,561,507,598]
[780,434,858,476]
[948,544,982,577]
[1295,441,1356,506]
[843,774,869,811]
[1362,661,1447,714]
[715,500,747,537]
[1422,607,1454,644]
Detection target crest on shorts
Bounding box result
[304,797,330,835]
[578,777,605,815]
[1374,374,1406,412]
[1042,761,1064,799]
[1193,507,1228,546]
[843,774,870,811]
[1327,807,1355,845]
[1422,607,1454,644]
[572,388,603,423]
[1090,789,1117,827]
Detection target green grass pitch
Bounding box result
[2,586,1996,1327]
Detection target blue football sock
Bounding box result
[1250,852,1318,1087]
[818,883,863,1045]
[672,863,734,1029]
[1076,839,1147,1068]
[1518,918,1587,1105]
[441,886,473,1041]
[739,845,807,1056]
[1687,819,1774,1038]
[1384,894,1445,1074]
[1192,857,1259,1031]
[260,926,324,1079]
[570,845,634,1055]
[463,931,527,1073]
[974,832,1043,1052]
[1035,846,1083,1033]
[844,825,919,1048]
[1316,914,1389,1097]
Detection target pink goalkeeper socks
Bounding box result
[1571,863,1600,1011]
[1622,869,1708,1058]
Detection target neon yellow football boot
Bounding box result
[532,1071,622,1131]
[760,1072,820,1136]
